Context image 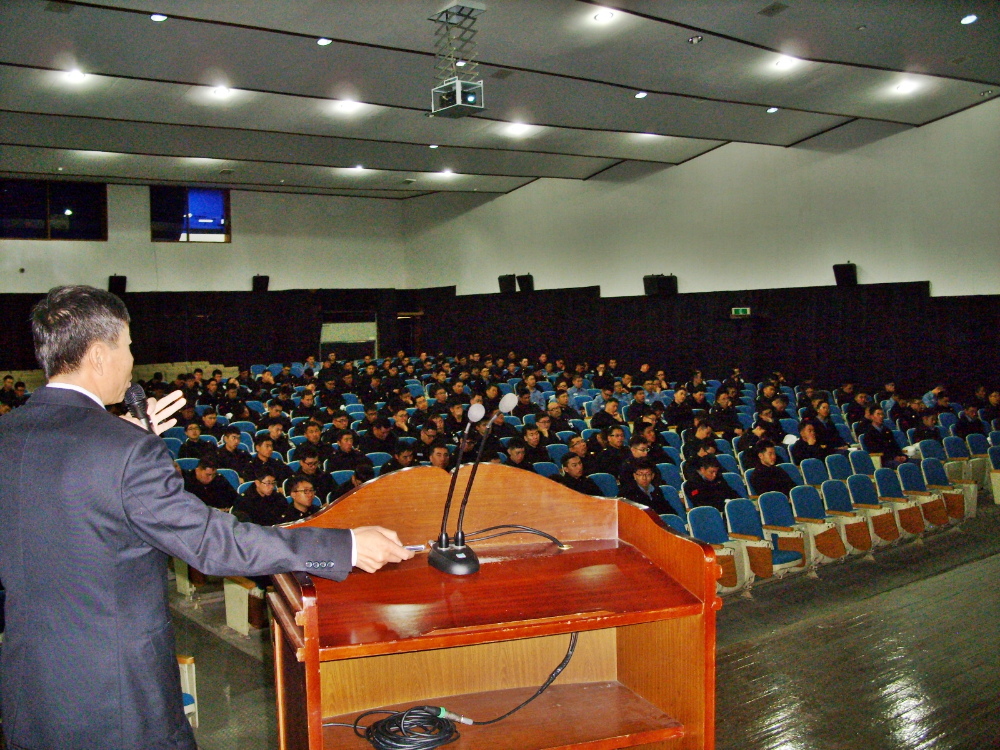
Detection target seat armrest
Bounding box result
[854,502,882,509]
[794,516,826,524]
[826,510,856,517]
[903,490,932,496]
[729,532,763,541]
[762,524,794,532]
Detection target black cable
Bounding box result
[325,632,578,749]
[463,524,569,548]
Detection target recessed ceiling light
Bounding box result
[354,165,364,170]
[150,13,167,22]
[441,168,453,174]
[774,55,799,69]
[57,167,63,171]
[593,10,614,23]
[429,144,439,149]
[766,107,779,113]
[317,37,332,46]
[981,90,994,96]
[688,35,703,44]
[211,86,232,97]
[65,69,87,82]
[455,60,467,67]
[634,91,648,99]
[64,209,73,216]
[336,100,361,112]
[856,24,867,31]
[505,123,532,137]
[895,80,918,94]
[961,14,977,25]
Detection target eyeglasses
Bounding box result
[257,480,276,487]
[291,489,315,495]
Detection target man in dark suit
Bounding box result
[0,286,413,750]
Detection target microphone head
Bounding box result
[467,403,486,423]
[124,383,147,406]
[498,392,519,414]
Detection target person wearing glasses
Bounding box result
[232,465,288,527]
[281,477,319,523]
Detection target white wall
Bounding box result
[402,98,1000,298]
[0,187,406,292]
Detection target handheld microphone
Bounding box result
[124,384,152,432]
[434,403,485,551]
[429,393,518,576]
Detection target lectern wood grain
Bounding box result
[270,465,718,750]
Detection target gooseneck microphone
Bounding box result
[429,392,518,576]
[124,384,152,431]
[433,403,486,552]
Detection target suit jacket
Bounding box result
[0,386,353,750]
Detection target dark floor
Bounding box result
[8,504,993,750]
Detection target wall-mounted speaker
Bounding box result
[108,275,127,296]
[498,274,517,294]
[516,274,534,293]
[643,274,678,297]
[833,263,858,287]
[252,275,270,293]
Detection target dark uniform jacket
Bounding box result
[183,469,240,509]
[0,387,351,750]
[685,472,740,513]
[558,474,602,496]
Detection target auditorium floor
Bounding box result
[168,503,1000,750]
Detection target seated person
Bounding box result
[413,423,442,463]
[427,385,452,416]
[861,406,906,466]
[292,421,335,463]
[755,384,778,415]
[448,379,470,406]
[665,389,695,432]
[272,387,296,415]
[545,400,574,434]
[591,398,627,432]
[522,425,551,465]
[199,409,225,439]
[278,476,320,524]
[489,410,521,440]
[293,392,322,421]
[259,402,292,432]
[618,436,653,495]
[595,426,630,476]
[770,394,792,422]
[552,390,581,419]
[533,414,559,448]
[178,422,214,460]
[685,455,740,513]
[635,422,672,465]
[790,421,833,464]
[321,410,358,446]
[183,456,239,510]
[174,403,199,429]
[428,442,452,471]
[231,464,288,526]
[981,389,1000,424]
[333,463,377,499]
[954,404,988,439]
[512,387,542,421]
[755,407,786,445]
[380,444,417,476]
[505,438,535,472]
[682,418,718,463]
[266,421,291,458]
[326,429,375,473]
[747,441,797,496]
[391,407,419,440]
[912,411,941,444]
[709,391,743,441]
[558,453,602,495]
[292,445,336,500]
[621,458,672,515]
[358,417,397,456]
[803,401,846,450]
[216,425,250,476]
[244,433,293,485]
[566,435,599,476]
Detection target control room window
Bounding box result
[0,179,107,240]
[150,186,230,242]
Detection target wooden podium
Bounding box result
[268,464,721,750]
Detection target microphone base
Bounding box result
[428,543,480,576]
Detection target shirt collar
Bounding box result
[46,382,106,409]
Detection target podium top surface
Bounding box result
[281,464,715,659]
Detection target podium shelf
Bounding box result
[312,540,704,659]
[321,681,685,750]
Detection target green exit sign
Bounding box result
[731,307,751,318]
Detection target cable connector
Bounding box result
[437,707,474,725]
